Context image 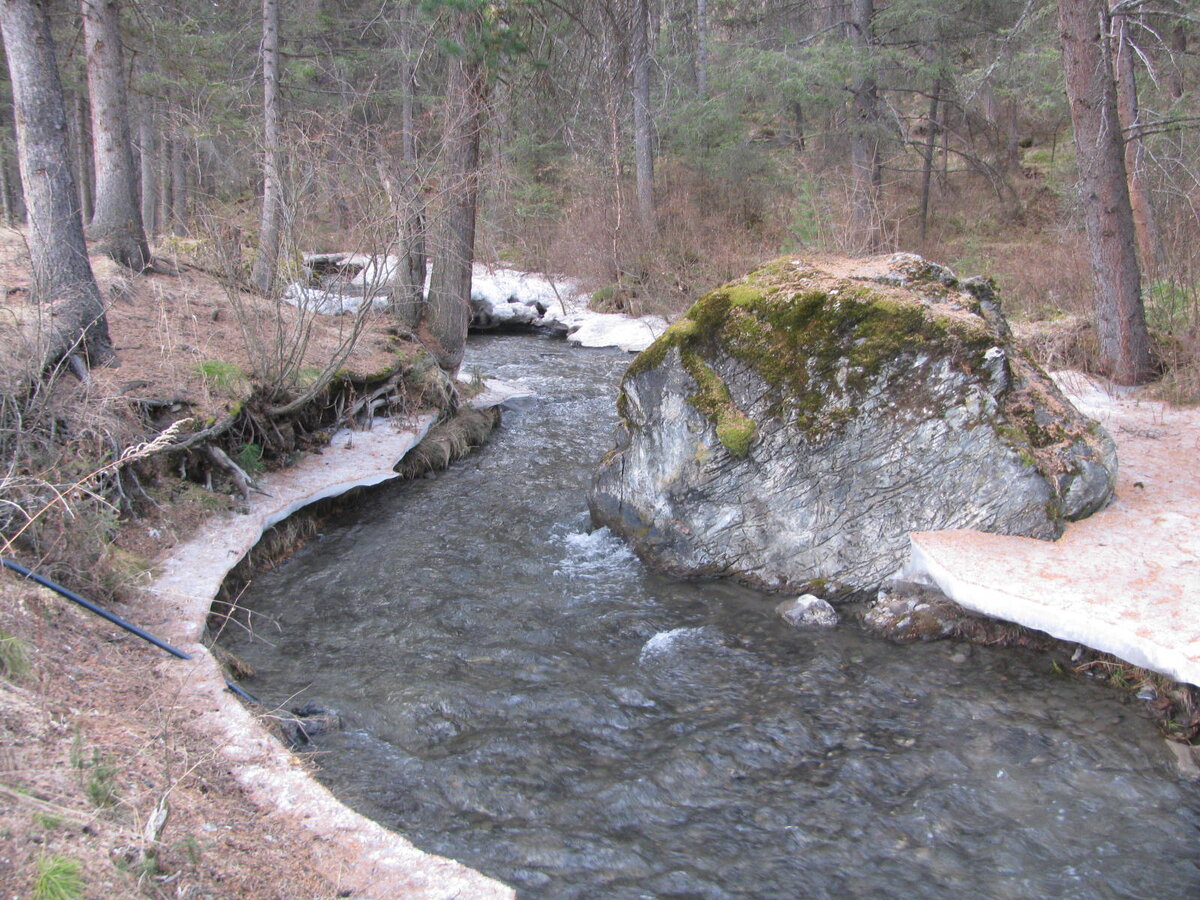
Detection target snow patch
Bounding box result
[283,255,670,352]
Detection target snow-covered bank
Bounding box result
[284,255,669,353]
[901,371,1200,688]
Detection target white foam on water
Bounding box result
[553,528,636,580]
[639,627,709,663]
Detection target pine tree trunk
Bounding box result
[138,98,158,238]
[1058,0,1152,384]
[83,0,150,270]
[158,135,172,235]
[386,12,425,329]
[71,92,94,224]
[0,0,114,368]
[424,19,486,373]
[849,0,882,253]
[1112,15,1162,271]
[250,0,282,294]
[1169,24,1186,100]
[0,142,13,227]
[918,78,941,243]
[632,0,656,235]
[170,133,187,236]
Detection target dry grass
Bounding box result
[0,580,344,899]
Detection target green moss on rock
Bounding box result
[623,258,997,442]
[681,351,757,457]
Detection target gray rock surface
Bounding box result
[776,594,839,628]
[588,254,1118,595]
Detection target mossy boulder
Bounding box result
[588,254,1118,595]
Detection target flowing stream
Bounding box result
[223,334,1199,899]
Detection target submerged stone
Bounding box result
[588,254,1118,595]
[777,594,839,628]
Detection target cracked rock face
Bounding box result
[588,254,1118,596]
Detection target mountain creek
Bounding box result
[220,333,1200,900]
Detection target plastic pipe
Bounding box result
[1,556,192,660]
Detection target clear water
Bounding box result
[223,334,1200,899]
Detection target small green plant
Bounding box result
[84,751,117,808]
[68,727,85,771]
[33,812,63,830]
[1145,279,1197,335]
[194,360,249,396]
[0,629,30,680]
[236,442,265,476]
[33,855,84,900]
[175,834,203,865]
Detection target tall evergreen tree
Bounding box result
[1,0,115,369]
[82,0,150,270]
[1058,0,1152,384]
[250,0,282,295]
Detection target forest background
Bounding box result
[1,0,1196,392]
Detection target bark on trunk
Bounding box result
[384,10,425,329]
[71,92,94,224]
[632,0,656,235]
[1169,24,1186,100]
[1112,15,1162,271]
[83,0,150,270]
[0,142,13,226]
[849,0,883,253]
[170,131,187,236]
[250,0,282,294]
[138,98,157,238]
[696,0,708,98]
[158,135,172,234]
[1,0,114,368]
[1058,0,1152,384]
[918,78,941,242]
[424,20,486,373]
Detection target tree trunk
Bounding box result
[0,141,13,226]
[424,17,487,373]
[918,77,941,243]
[71,92,94,224]
[158,135,172,235]
[170,130,187,236]
[696,0,708,98]
[848,0,882,253]
[250,0,282,294]
[632,0,656,235]
[1058,0,1152,384]
[383,8,425,329]
[83,0,150,270]
[0,0,114,368]
[1168,23,1186,100]
[137,97,157,238]
[1112,14,1162,271]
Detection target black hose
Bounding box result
[225,679,260,704]
[1,557,192,661]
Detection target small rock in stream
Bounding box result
[278,702,342,746]
[776,594,839,628]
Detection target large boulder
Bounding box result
[588,254,1118,596]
